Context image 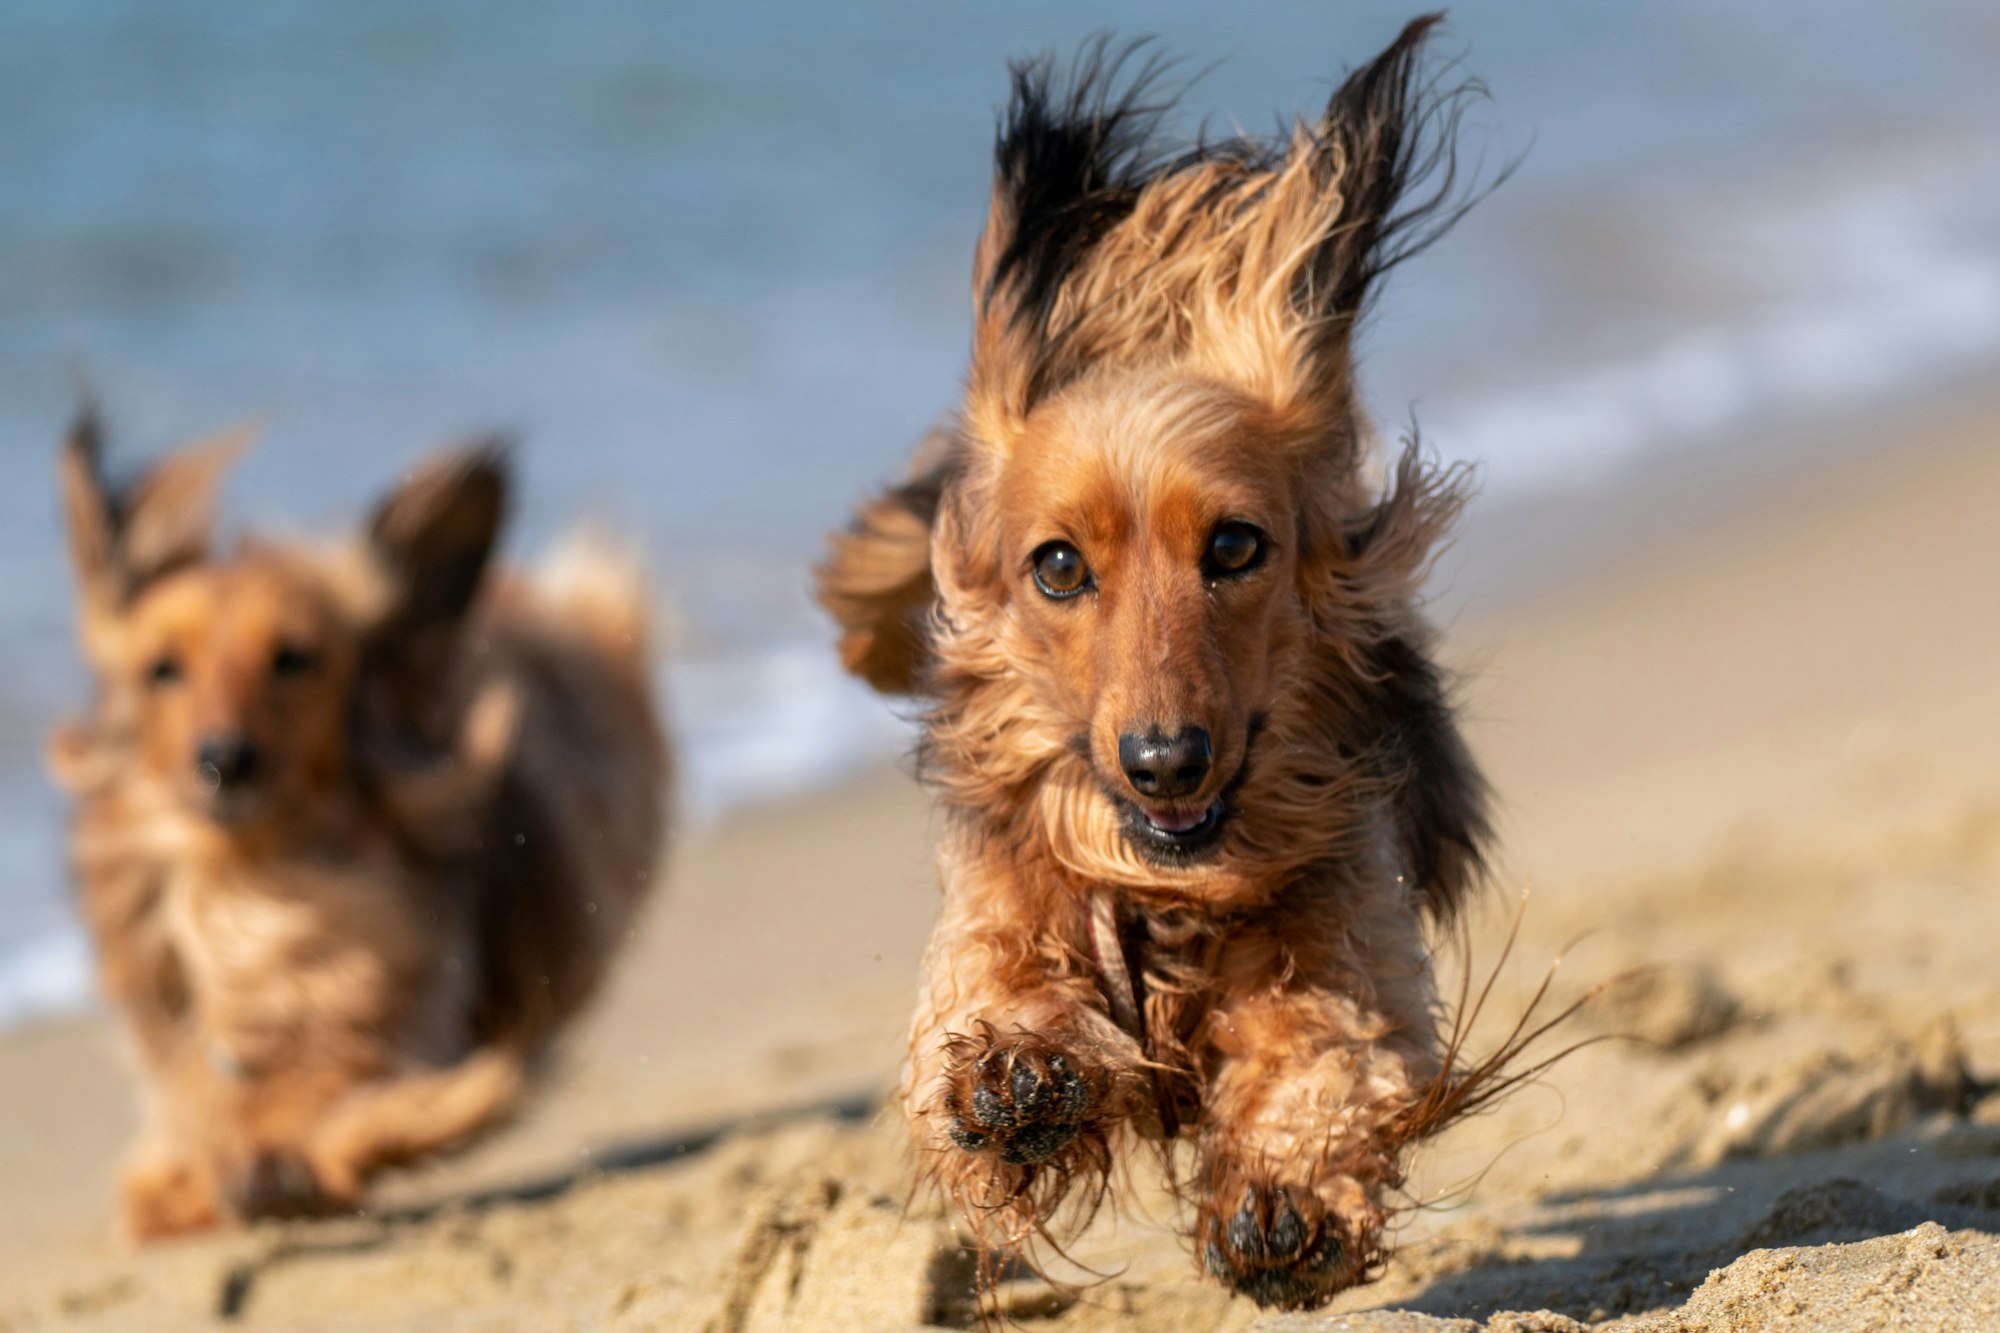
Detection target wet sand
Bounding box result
[2,388,1996,1330]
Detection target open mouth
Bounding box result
[1095,714,1263,866]
[1123,796,1229,861]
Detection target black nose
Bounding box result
[195,735,260,793]
[1118,726,1212,800]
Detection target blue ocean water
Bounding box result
[0,1,1995,1025]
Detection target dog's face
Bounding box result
[55,408,510,840]
[117,556,358,828]
[868,29,1494,891]
[994,374,1314,864]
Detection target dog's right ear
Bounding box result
[59,402,251,657]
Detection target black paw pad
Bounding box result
[946,1046,1089,1166]
[227,1150,329,1221]
[1203,1187,1346,1311]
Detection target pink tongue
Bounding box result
[1146,806,1208,833]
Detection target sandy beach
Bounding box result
[2,385,1997,1331]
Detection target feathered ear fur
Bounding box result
[967,15,1483,453]
[814,427,957,696]
[358,442,510,745]
[368,443,509,640]
[58,400,255,664]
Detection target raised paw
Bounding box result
[1197,1178,1364,1311]
[942,1038,1091,1166]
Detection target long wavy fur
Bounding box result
[821,16,1528,1314]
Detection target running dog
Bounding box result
[818,17,1497,1309]
[50,407,668,1238]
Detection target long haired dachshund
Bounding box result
[48,406,668,1238]
[819,17,1498,1310]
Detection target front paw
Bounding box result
[221,1147,346,1222]
[121,1154,221,1241]
[1197,1175,1367,1310]
[942,1035,1091,1166]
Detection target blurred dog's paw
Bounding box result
[121,1153,221,1241]
[223,1147,345,1222]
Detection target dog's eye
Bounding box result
[271,645,320,679]
[1031,541,1091,599]
[146,654,183,688]
[1205,522,1267,578]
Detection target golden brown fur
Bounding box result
[49,406,668,1239]
[817,17,1492,1311]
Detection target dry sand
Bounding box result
[1,388,1997,1330]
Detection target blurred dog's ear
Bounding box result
[58,401,253,657]
[57,405,118,610]
[358,441,509,745]
[368,441,509,639]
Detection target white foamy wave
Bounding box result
[1437,165,2000,495]
[668,642,918,825]
[0,927,94,1030]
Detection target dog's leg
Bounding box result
[1191,869,1439,1310]
[301,1047,527,1202]
[192,1049,525,1220]
[185,1059,353,1222]
[902,847,1150,1242]
[77,874,225,1240]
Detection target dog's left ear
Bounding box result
[358,442,509,743]
[1302,17,1468,349]
[1243,13,1487,443]
[367,442,509,641]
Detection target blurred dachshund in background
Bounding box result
[49,406,668,1238]
[819,16,1499,1311]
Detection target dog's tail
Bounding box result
[309,1046,529,1198]
[530,527,658,686]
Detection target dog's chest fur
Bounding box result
[163,840,474,1076]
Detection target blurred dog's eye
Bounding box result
[1031,541,1091,599]
[271,645,320,678]
[146,655,183,688]
[1206,521,1266,577]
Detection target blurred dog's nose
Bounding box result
[195,735,260,793]
[1118,726,1212,800]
